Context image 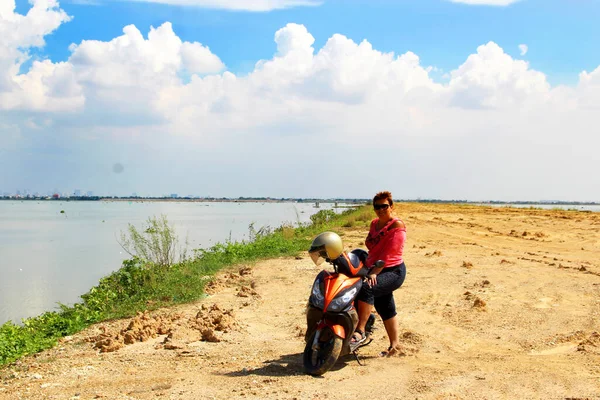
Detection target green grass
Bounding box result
[0,205,370,367]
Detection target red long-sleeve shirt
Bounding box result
[365,218,406,268]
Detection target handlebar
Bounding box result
[364,260,385,287]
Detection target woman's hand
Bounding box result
[367,273,377,287]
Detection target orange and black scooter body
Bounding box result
[306,267,364,356]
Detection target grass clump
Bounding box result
[0,205,371,367]
[342,207,372,227]
[119,215,187,267]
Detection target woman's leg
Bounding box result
[354,281,374,339]
[382,316,400,350]
[372,264,406,355]
[355,300,372,334]
[374,294,401,356]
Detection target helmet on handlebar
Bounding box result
[308,232,343,266]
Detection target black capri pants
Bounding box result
[356,263,406,321]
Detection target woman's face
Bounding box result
[373,199,393,219]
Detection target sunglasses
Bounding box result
[373,203,390,210]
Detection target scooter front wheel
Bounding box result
[303,327,343,376]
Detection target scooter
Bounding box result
[303,248,383,376]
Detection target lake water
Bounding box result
[0,200,350,325]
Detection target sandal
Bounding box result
[380,345,401,357]
[349,330,366,350]
[379,346,393,357]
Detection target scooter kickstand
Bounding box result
[351,337,374,366]
[352,350,365,366]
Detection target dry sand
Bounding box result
[1,203,599,400]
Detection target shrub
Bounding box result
[118,215,187,268]
[278,224,296,240]
[310,209,336,226]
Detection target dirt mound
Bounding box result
[205,267,254,295]
[577,332,600,353]
[238,266,253,276]
[384,330,424,357]
[237,286,261,298]
[159,304,241,349]
[462,291,487,311]
[87,311,180,353]
[192,304,238,342]
[86,304,239,352]
[401,330,423,346]
[472,298,487,310]
[161,326,202,350]
[204,279,228,295]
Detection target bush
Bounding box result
[118,215,187,268]
[310,209,337,226]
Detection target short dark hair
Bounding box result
[373,191,393,207]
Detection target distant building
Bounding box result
[170,194,178,198]
[86,191,93,197]
[74,189,81,196]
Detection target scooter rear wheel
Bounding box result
[303,327,343,376]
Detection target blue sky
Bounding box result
[2,0,600,201]
[25,0,600,85]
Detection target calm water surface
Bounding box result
[0,201,347,324]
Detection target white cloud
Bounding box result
[63,22,225,122]
[449,0,520,5]
[0,0,80,111]
[3,6,600,200]
[181,42,225,74]
[1,2,225,113]
[448,41,549,108]
[518,44,528,56]
[577,66,600,109]
[4,60,84,111]
[116,0,322,11]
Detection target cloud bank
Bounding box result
[1,0,599,201]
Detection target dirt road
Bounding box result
[1,204,599,399]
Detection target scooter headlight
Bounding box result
[309,279,325,309]
[327,287,358,313]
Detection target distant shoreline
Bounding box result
[0,197,598,206]
[0,197,366,205]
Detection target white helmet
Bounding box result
[308,232,343,266]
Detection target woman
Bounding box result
[350,191,407,357]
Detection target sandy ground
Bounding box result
[1,203,599,400]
